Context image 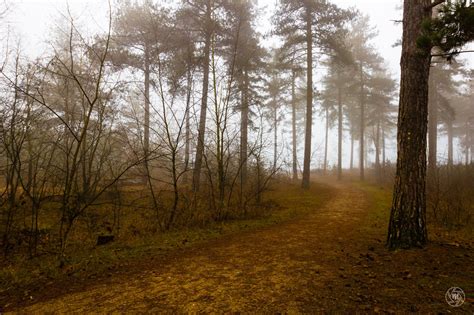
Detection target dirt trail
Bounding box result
[11,181,474,313]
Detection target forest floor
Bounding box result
[3,179,474,313]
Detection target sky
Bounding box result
[5,0,473,76]
[7,0,403,73]
[257,0,404,76]
[3,0,473,167]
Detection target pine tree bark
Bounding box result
[192,1,212,192]
[387,0,431,249]
[291,69,298,181]
[302,5,313,189]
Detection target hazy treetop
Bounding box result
[4,0,473,79]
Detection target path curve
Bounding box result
[16,181,369,313]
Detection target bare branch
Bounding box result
[431,50,474,57]
[425,0,447,11]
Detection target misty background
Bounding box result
[3,0,473,169]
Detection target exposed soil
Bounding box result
[4,180,474,313]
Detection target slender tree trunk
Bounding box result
[291,69,298,181]
[428,77,438,171]
[366,137,370,169]
[375,122,381,183]
[387,0,431,249]
[26,102,33,192]
[302,6,313,189]
[466,120,470,165]
[240,69,249,185]
[184,69,192,173]
[323,107,329,175]
[447,119,454,166]
[192,1,212,192]
[273,103,278,171]
[468,145,474,164]
[382,126,386,175]
[144,47,150,159]
[359,62,365,181]
[210,38,225,216]
[81,125,88,195]
[428,2,443,173]
[337,74,343,180]
[350,131,354,170]
[471,120,474,164]
[143,47,160,224]
[143,46,151,184]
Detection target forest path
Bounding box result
[12,180,474,313]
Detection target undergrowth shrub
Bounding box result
[427,164,474,230]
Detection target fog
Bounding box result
[1,1,473,312]
[6,0,472,169]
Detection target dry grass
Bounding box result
[0,180,334,307]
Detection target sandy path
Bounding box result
[15,182,368,313]
[12,181,474,313]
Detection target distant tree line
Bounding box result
[0,0,472,264]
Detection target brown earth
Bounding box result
[5,180,474,313]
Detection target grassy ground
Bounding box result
[355,182,391,235]
[356,180,474,245]
[3,179,474,313]
[0,181,334,308]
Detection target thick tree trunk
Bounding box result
[323,107,329,175]
[302,6,313,189]
[387,0,431,249]
[291,69,298,181]
[337,76,343,180]
[192,1,212,192]
[359,62,365,181]
[240,69,249,185]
